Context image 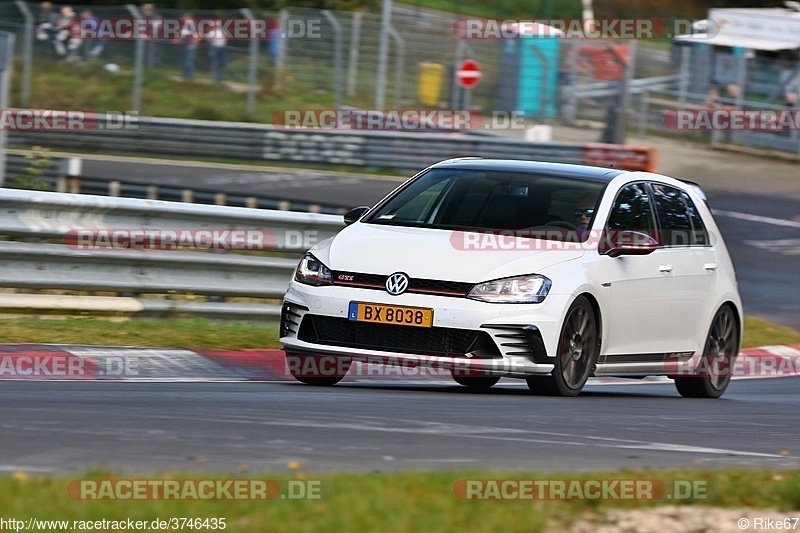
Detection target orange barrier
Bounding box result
[582,143,659,172]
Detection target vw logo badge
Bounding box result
[385,272,409,296]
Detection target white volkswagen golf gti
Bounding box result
[280,159,742,398]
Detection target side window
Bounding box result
[650,183,695,247]
[605,183,657,235]
[683,192,709,245]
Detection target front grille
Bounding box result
[332,271,474,297]
[298,314,500,357]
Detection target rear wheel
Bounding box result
[674,306,738,399]
[286,353,351,386]
[451,371,500,390]
[527,296,599,397]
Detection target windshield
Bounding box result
[364,168,605,241]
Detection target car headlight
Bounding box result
[467,274,551,304]
[295,253,332,286]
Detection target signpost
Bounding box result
[456,59,482,89]
[0,32,15,188]
[455,59,481,110]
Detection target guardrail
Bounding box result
[4,152,75,188]
[569,74,683,99]
[0,188,345,319]
[8,114,659,173]
[4,151,349,214]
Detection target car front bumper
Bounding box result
[279,280,574,378]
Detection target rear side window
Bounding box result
[606,183,657,235]
[650,183,707,246]
[683,192,709,245]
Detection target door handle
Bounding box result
[704,263,718,271]
[659,264,673,273]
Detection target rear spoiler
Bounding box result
[680,180,708,206]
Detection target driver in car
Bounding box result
[574,195,597,237]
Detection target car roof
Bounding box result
[431,158,628,183]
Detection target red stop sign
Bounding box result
[456,59,482,89]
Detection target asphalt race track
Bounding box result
[1,378,798,474]
[4,157,796,476]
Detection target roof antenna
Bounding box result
[609,163,615,168]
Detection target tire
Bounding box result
[527,296,599,397]
[674,306,739,399]
[286,353,351,386]
[451,371,500,390]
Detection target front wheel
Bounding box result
[527,296,599,397]
[286,353,351,386]
[674,306,739,399]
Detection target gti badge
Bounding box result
[385,272,409,296]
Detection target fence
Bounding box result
[0,187,344,319]
[0,1,672,118]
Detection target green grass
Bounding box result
[0,317,280,350]
[0,314,796,351]
[742,317,800,349]
[13,55,336,123]
[2,469,800,531]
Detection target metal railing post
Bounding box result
[374,0,392,109]
[241,8,260,118]
[637,89,649,136]
[387,26,405,106]
[678,45,690,106]
[14,0,33,107]
[346,11,362,98]
[322,11,343,109]
[0,32,15,188]
[274,10,289,92]
[126,4,145,114]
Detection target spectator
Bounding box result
[141,3,163,68]
[268,24,282,67]
[80,9,104,60]
[36,2,59,42]
[177,13,199,80]
[704,87,722,109]
[53,6,81,61]
[208,20,227,83]
[784,89,797,108]
[725,83,742,108]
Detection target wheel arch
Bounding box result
[719,300,743,350]
[575,291,603,355]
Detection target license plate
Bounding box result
[348,302,433,328]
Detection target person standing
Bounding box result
[177,13,199,80]
[80,9,104,60]
[36,2,59,43]
[141,3,163,68]
[53,6,80,60]
[208,20,228,83]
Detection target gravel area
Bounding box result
[570,506,800,532]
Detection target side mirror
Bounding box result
[343,206,370,226]
[602,230,659,258]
